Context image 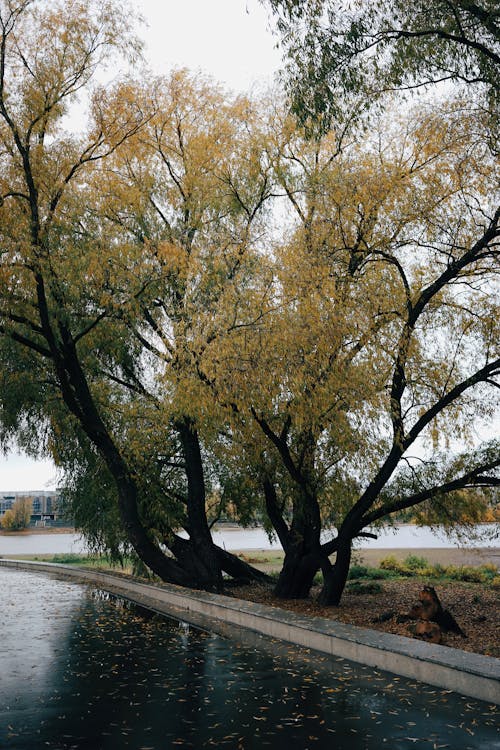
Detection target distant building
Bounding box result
[0,491,65,525]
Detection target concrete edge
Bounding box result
[1,558,499,705]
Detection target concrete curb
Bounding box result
[1,558,499,705]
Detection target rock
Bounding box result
[415,620,442,643]
[405,586,467,638]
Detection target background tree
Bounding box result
[265,1,499,131]
[1,497,31,530]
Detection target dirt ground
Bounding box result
[229,547,500,658]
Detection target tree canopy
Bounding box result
[265,0,500,130]
[0,0,498,604]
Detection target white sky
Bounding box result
[0,0,282,492]
[136,0,281,91]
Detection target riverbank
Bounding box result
[358,546,500,568]
[237,546,500,573]
[0,526,75,535]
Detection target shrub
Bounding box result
[379,555,401,571]
[348,565,370,580]
[379,555,413,575]
[419,567,439,578]
[403,554,429,570]
[367,567,397,580]
[445,565,488,583]
[431,563,448,577]
[478,563,498,581]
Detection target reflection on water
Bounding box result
[0,570,498,749]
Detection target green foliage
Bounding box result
[266,0,500,130]
[348,564,396,580]
[379,555,405,571]
[348,564,370,579]
[378,555,499,583]
[444,565,496,583]
[403,555,429,571]
[48,553,92,565]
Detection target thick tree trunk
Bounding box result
[274,545,320,598]
[215,546,271,583]
[318,538,352,606]
[114,475,195,587]
[273,480,322,599]
[177,419,223,592]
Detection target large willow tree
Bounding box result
[0,0,267,591]
[202,99,500,604]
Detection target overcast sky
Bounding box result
[0,0,282,492]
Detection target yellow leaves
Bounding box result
[157,242,188,279]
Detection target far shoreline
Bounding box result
[0,526,75,535]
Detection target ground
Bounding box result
[227,546,500,658]
[228,578,499,657]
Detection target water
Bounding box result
[0,569,498,750]
[0,524,497,556]
[0,532,87,556]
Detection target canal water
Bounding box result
[0,569,498,750]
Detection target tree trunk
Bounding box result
[273,480,322,599]
[215,546,271,583]
[274,545,320,598]
[176,419,223,592]
[115,475,195,587]
[318,538,352,606]
[263,477,321,595]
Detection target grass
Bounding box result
[377,555,499,585]
[8,552,134,573]
[237,551,285,566]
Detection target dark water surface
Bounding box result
[0,570,498,750]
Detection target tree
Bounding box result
[265,0,500,130]
[202,99,500,604]
[0,0,248,591]
[0,7,269,591]
[1,497,31,530]
[80,69,274,588]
